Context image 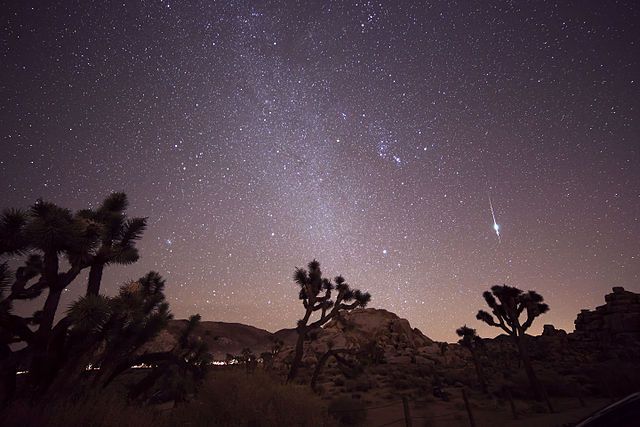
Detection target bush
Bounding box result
[0,370,333,427]
[328,396,367,426]
[169,370,330,426]
[0,389,158,427]
[392,378,411,390]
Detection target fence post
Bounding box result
[505,387,518,419]
[402,396,412,427]
[462,388,476,427]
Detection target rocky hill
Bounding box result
[144,319,283,360]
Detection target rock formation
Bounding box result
[574,286,640,344]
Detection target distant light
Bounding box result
[493,223,500,232]
[382,249,388,255]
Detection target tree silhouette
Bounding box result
[0,194,152,399]
[260,338,283,371]
[476,285,549,400]
[240,348,257,374]
[56,273,210,404]
[287,260,371,382]
[124,313,211,405]
[77,192,147,296]
[456,325,487,393]
[0,200,100,390]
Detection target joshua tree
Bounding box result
[287,260,371,382]
[456,325,487,393]
[260,339,283,371]
[125,314,211,405]
[0,200,100,389]
[476,285,549,400]
[240,347,258,374]
[0,194,148,396]
[77,192,147,296]
[63,274,210,403]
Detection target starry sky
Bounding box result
[1,1,639,342]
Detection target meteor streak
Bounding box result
[488,194,501,243]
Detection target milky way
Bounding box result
[1,1,639,341]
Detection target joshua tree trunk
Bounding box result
[35,287,63,347]
[33,250,62,356]
[30,250,82,387]
[287,327,306,382]
[86,263,105,296]
[515,335,543,400]
[29,286,63,387]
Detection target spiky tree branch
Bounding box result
[0,193,148,397]
[287,260,370,382]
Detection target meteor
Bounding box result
[488,194,501,243]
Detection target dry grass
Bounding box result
[168,369,334,426]
[0,390,160,427]
[0,369,335,427]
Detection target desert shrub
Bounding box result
[392,377,411,390]
[0,388,158,427]
[345,377,375,392]
[168,370,331,426]
[328,397,367,426]
[1,370,333,427]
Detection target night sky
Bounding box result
[1,1,639,341]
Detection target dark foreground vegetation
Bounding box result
[1,369,333,427]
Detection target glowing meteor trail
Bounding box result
[488,194,501,243]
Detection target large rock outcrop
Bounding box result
[574,287,640,343]
[274,308,452,371]
[310,307,433,352]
